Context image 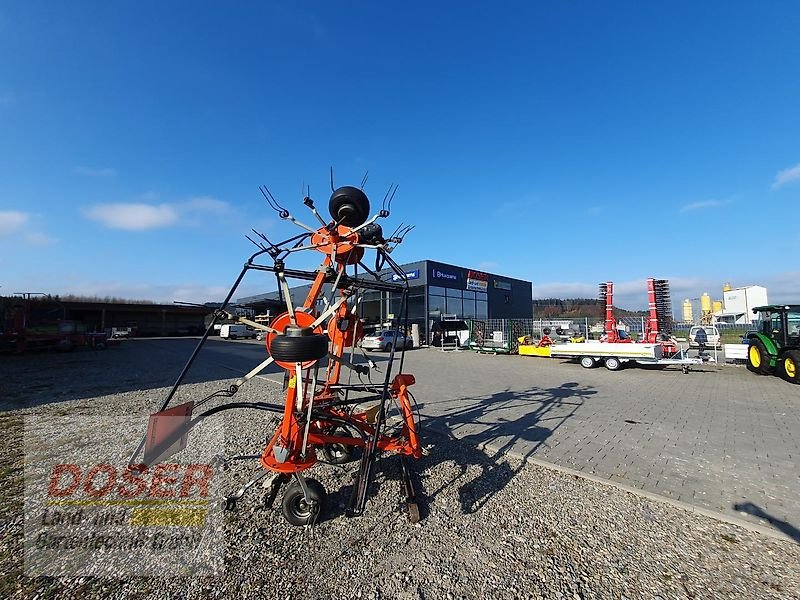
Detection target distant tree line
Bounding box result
[532,298,646,318]
[0,294,156,305]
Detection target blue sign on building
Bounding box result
[391,269,420,282]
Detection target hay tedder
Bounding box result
[129,175,422,525]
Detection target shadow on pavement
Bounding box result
[733,502,800,543]
[413,382,597,516]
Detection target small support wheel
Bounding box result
[322,428,356,464]
[281,479,326,526]
[604,357,622,371]
[223,496,238,511]
[682,365,690,374]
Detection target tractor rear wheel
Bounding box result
[778,350,800,384]
[747,340,772,375]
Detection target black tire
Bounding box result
[778,350,800,384]
[281,479,326,526]
[746,340,772,375]
[322,428,356,464]
[384,342,392,353]
[329,186,370,227]
[604,357,622,371]
[580,356,595,369]
[405,339,413,350]
[269,332,329,363]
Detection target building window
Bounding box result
[446,297,462,315]
[429,286,447,297]
[476,300,488,319]
[446,288,462,298]
[428,294,445,316]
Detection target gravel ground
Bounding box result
[1,344,799,599]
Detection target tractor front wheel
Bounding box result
[778,350,800,384]
[747,341,772,375]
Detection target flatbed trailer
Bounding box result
[548,341,702,372]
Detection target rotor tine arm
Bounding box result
[303,196,330,227]
[309,295,347,329]
[349,213,382,233]
[284,214,321,234]
[236,316,279,334]
[301,368,316,457]
[234,356,275,387]
[278,273,297,326]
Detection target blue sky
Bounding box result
[1,1,799,310]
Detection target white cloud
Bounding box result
[50,280,249,304]
[84,196,231,231]
[477,261,499,271]
[0,210,29,235]
[680,199,726,213]
[24,232,59,246]
[0,210,58,246]
[181,196,230,214]
[772,162,800,189]
[84,203,178,230]
[73,166,117,177]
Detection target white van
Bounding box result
[219,324,256,340]
[688,325,722,349]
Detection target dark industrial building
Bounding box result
[237,260,533,344]
[0,296,212,338]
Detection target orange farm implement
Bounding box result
[128,178,422,526]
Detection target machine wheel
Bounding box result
[269,330,329,363]
[579,356,596,369]
[281,479,326,526]
[604,357,622,371]
[322,428,356,464]
[746,341,772,375]
[778,350,800,384]
[329,186,370,227]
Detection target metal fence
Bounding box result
[466,317,754,354]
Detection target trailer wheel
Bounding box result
[604,357,622,371]
[281,479,326,526]
[580,356,596,369]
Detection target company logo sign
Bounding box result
[466,270,488,292]
[391,269,420,282]
[431,268,459,282]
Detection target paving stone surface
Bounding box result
[398,348,800,536]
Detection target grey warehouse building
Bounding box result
[238,260,532,345]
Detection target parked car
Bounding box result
[220,324,257,340]
[688,325,722,349]
[361,330,412,352]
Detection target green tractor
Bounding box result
[746,304,800,384]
